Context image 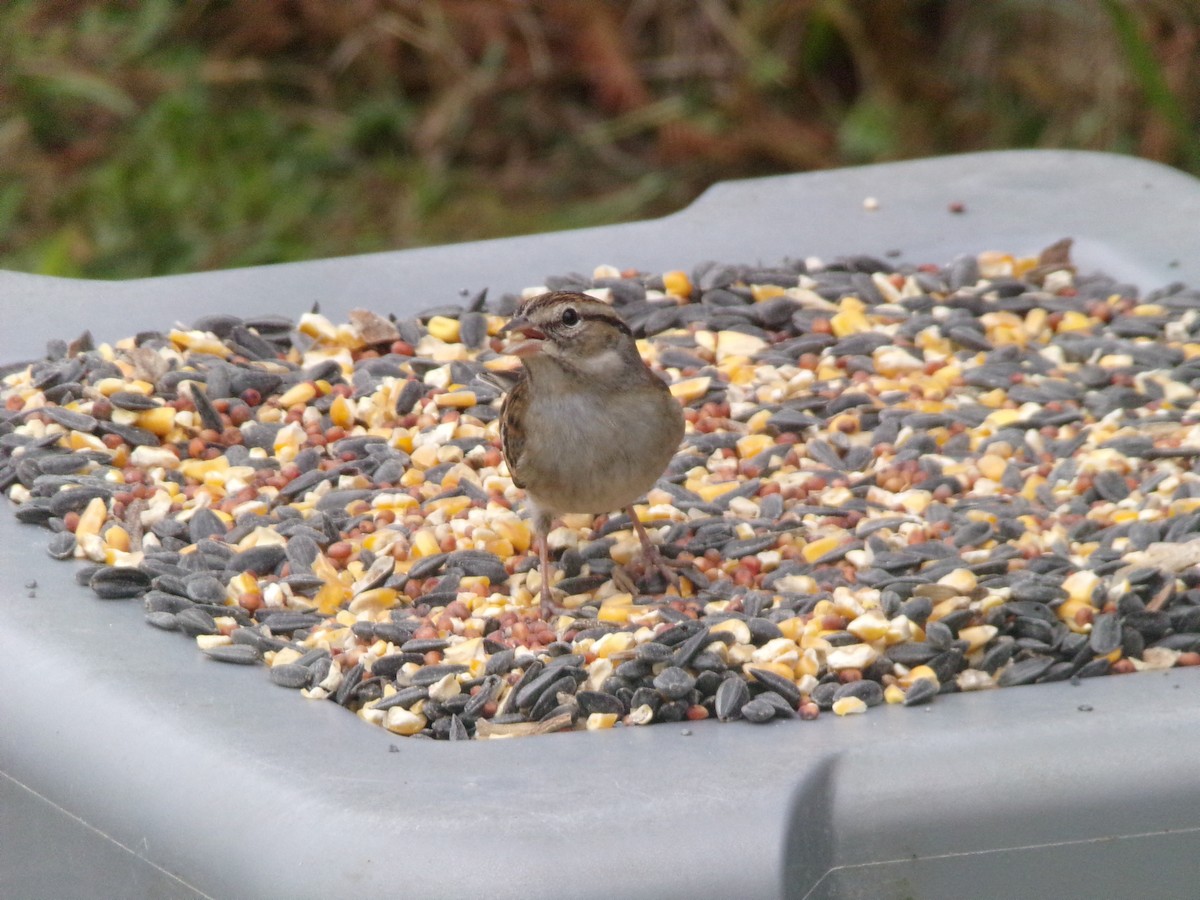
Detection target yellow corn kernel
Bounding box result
[693,481,740,503]
[169,330,232,357]
[722,361,759,388]
[669,376,711,404]
[1058,597,1093,633]
[898,665,940,689]
[384,708,427,735]
[195,634,232,651]
[362,530,400,556]
[104,525,130,553]
[597,605,638,624]
[748,661,796,684]
[93,377,133,397]
[1062,570,1099,605]
[269,647,303,668]
[427,316,461,343]
[483,537,514,559]
[985,408,1023,429]
[372,492,418,512]
[745,408,773,434]
[846,610,890,643]
[979,251,1016,278]
[348,588,399,614]
[277,382,317,407]
[1171,497,1200,516]
[411,529,441,558]
[1056,310,1091,332]
[298,312,338,341]
[929,597,969,623]
[425,495,472,518]
[714,330,766,362]
[736,433,774,460]
[977,388,1009,410]
[957,625,998,653]
[832,696,868,716]
[776,617,805,641]
[830,308,870,337]
[873,346,924,377]
[75,496,109,542]
[938,568,978,594]
[1020,475,1045,502]
[795,647,821,678]
[329,394,354,429]
[314,581,348,616]
[136,406,178,438]
[662,270,692,298]
[802,536,840,563]
[226,571,259,603]
[410,443,440,469]
[591,631,636,658]
[749,283,784,302]
[597,592,636,622]
[435,390,477,409]
[68,431,108,452]
[607,538,640,567]
[884,684,907,705]
[586,712,618,730]
[711,618,752,644]
[976,453,1007,481]
[1024,307,1048,336]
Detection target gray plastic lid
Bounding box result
[3,150,1200,900]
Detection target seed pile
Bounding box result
[5,241,1200,740]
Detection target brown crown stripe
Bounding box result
[516,291,632,336]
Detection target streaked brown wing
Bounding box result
[477,368,520,394]
[499,374,529,489]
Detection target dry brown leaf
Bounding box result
[349,308,400,345]
[475,712,574,739]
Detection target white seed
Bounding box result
[826,643,880,670]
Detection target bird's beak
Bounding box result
[499,316,546,358]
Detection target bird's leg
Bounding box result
[611,564,638,596]
[533,508,558,618]
[625,505,680,589]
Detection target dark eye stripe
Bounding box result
[578,312,632,336]
[514,290,633,336]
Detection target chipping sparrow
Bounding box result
[498,290,685,615]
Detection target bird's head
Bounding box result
[500,291,637,380]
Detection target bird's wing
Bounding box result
[477,368,521,393]
[499,374,528,489]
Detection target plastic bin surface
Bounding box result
[3,151,1200,900]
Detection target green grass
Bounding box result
[1,0,1197,279]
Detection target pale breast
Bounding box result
[517,381,683,515]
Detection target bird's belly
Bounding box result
[520,389,679,515]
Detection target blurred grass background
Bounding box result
[1,0,1197,279]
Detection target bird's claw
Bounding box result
[614,549,684,597]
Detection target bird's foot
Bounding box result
[613,549,686,598]
[535,576,569,620]
[611,565,638,596]
[539,591,566,621]
[623,506,683,594]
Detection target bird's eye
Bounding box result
[561,307,581,327]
